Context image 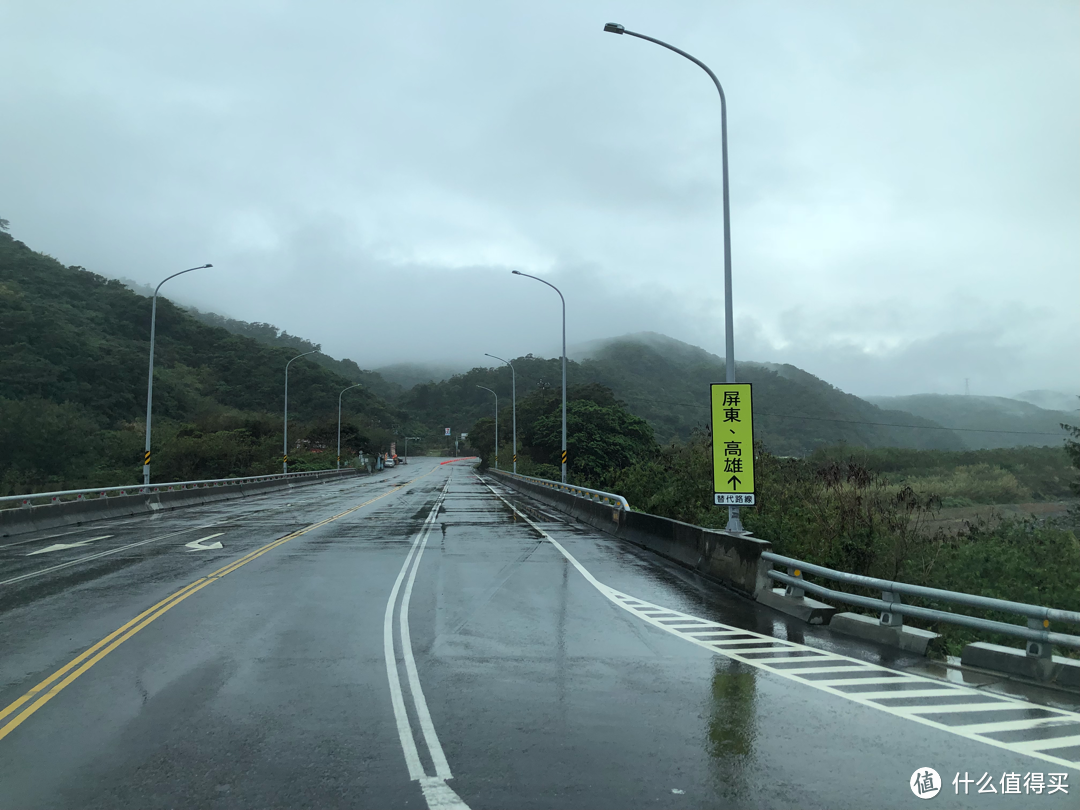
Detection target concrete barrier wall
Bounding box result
[489,471,771,598]
[0,470,364,542]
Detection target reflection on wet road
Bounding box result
[0,459,1075,809]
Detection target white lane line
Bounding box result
[384,513,433,781]
[961,718,1080,734]
[400,488,453,779]
[480,477,1080,772]
[1011,735,1080,754]
[382,474,471,809]
[25,536,113,556]
[813,676,924,686]
[419,776,470,810]
[900,702,1033,715]
[1,527,207,586]
[184,533,224,551]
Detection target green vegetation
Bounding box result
[612,431,1080,658]
[182,307,405,403]
[806,445,1076,505]
[0,232,409,493]
[1063,419,1080,498]
[468,384,657,483]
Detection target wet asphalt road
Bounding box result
[0,457,1075,809]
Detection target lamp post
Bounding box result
[284,350,319,474]
[485,353,516,474]
[337,383,363,470]
[142,263,212,486]
[512,271,566,483]
[603,22,743,532]
[476,385,498,470]
[404,436,420,463]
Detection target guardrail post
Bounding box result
[880,591,903,628]
[1026,617,1052,659]
[784,566,805,599]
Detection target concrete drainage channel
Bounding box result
[0,469,367,543]
[486,469,1080,695]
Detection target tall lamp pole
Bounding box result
[143,263,212,486]
[476,385,499,470]
[484,353,516,474]
[603,22,742,532]
[284,350,319,474]
[337,383,363,470]
[512,271,566,483]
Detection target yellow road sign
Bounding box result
[710,383,755,506]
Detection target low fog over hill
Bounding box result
[865,394,1075,450]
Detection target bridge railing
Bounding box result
[489,470,631,512]
[0,468,358,509]
[762,551,1080,651]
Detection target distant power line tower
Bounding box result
[965,378,969,396]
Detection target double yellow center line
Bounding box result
[0,469,435,742]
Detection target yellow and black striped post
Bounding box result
[143,451,151,466]
[561,450,567,465]
[513,454,517,464]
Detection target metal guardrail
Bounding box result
[761,551,1080,651]
[0,468,359,509]
[489,469,631,511]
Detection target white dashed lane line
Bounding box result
[482,477,1080,772]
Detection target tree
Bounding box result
[1062,404,1080,496]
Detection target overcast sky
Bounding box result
[2,0,1077,398]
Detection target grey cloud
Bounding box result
[1,0,1076,400]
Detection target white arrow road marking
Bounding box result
[26,536,113,556]
[184,533,224,551]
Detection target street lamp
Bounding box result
[512,271,566,483]
[142,263,212,486]
[404,436,421,463]
[337,383,363,470]
[484,353,517,474]
[476,385,498,470]
[603,22,743,532]
[284,350,319,474]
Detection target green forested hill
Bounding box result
[182,307,405,403]
[403,333,967,456]
[576,334,965,452]
[0,232,409,491]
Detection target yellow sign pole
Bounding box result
[710,383,755,506]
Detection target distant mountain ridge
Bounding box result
[100,281,1075,457]
[1012,390,1079,414]
[573,334,966,454]
[865,394,1075,450]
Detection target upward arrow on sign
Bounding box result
[727,475,741,487]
